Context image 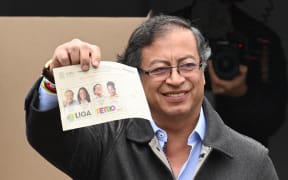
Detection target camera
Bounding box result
[209,33,248,80]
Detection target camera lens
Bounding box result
[212,49,240,80]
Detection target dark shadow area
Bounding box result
[0,0,149,16]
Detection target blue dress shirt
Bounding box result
[149,108,206,179]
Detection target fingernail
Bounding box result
[82,65,89,71]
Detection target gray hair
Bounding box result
[117,15,211,71]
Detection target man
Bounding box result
[93,83,104,98]
[93,83,105,106]
[63,89,78,107]
[150,0,287,148]
[25,15,278,179]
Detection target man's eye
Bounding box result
[181,63,196,69]
[150,67,170,74]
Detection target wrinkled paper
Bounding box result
[53,61,151,131]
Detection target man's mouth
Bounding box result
[165,92,186,97]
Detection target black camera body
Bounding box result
[209,34,248,80]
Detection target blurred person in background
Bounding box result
[150,0,287,147]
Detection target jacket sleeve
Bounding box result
[24,77,80,177]
[258,151,279,180]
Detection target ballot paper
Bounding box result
[53,61,152,131]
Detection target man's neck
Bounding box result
[152,113,199,137]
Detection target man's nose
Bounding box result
[166,67,185,84]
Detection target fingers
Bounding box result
[208,62,248,96]
[207,61,221,83]
[68,44,81,65]
[239,64,248,75]
[90,45,101,68]
[49,39,101,72]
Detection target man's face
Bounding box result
[94,85,103,96]
[65,91,74,104]
[140,28,205,120]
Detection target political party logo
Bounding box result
[95,105,117,114]
[66,110,92,121]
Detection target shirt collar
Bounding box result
[149,107,206,143]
